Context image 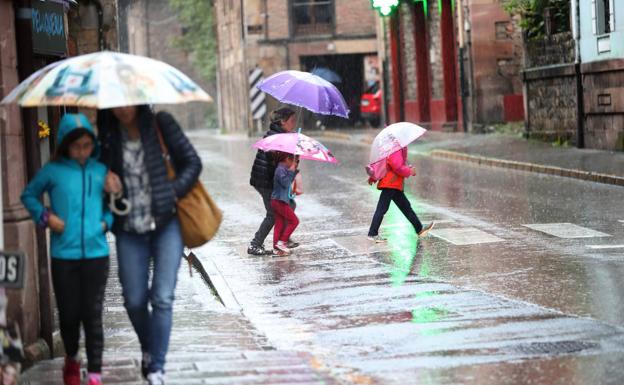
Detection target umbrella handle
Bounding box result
[108,192,131,216]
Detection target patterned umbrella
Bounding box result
[1,51,212,108]
[257,70,349,118]
[253,133,338,164]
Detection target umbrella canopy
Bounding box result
[1,51,212,108]
[253,132,337,164]
[311,67,342,83]
[369,122,427,164]
[257,70,349,118]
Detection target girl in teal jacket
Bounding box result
[21,113,112,385]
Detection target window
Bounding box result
[291,0,334,36]
[495,21,512,40]
[593,0,615,35]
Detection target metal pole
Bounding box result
[572,0,585,148]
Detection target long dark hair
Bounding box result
[96,105,154,166]
[54,128,94,161]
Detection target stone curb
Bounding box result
[430,149,624,187]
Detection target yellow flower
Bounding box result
[38,120,51,139]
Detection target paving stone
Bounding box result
[21,249,337,385]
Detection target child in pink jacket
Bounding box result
[367,148,434,242]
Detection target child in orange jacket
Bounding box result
[367,147,434,242]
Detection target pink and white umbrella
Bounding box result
[369,122,427,164]
[253,133,337,163]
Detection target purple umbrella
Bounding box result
[257,70,350,118]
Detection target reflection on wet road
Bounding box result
[191,133,624,384]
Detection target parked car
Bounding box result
[360,81,382,127]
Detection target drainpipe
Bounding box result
[572,0,584,148]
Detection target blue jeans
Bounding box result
[116,217,183,372]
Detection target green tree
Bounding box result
[168,0,217,82]
[503,0,570,40]
[168,0,218,127]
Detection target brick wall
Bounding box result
[267,0,289,39]
[335,0,376,36]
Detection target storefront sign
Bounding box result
[0,252,25,289]
[32,1,67,56]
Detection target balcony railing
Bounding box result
[525,32,575,68]
[292,0,333,36]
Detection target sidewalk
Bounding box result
[313,129,624,186]
[20,250,338,385]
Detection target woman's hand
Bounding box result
[101,221,107,232]
[48,214,65,233]
[105,171,122,194]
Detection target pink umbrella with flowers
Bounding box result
[252,132,337,163]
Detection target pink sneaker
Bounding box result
[87,372,103,385]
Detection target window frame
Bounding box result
[593,0,615,35]
[289,0,336,38]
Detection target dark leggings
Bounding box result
[52,257,109,373]
[368,188,423,236]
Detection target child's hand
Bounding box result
[101,221,107,232]
[367,178,374,186]
[48,214,65,233]
[410,166,417,176]
[105,171,123,194]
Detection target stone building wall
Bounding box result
[400,3,417,101]
[428,0,444,101]
[0,0,40,348]
[217,0,378,133]
[524,65,578,143]
[523,32,578,144]
[216,0,249,134]
[122,0,212,130]
[582,60,624,151]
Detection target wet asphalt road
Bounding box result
[189,132,624,385]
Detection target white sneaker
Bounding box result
[147,370,165,385]
[418,222,435,237]
[275,241,291,254]
[367,235,387,243]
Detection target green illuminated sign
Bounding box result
[371,0,400,16]
[371,0,454,17]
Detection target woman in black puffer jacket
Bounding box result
[97,105,201,385]
[248,107,296,255]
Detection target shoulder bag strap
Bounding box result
[154,119,176,179]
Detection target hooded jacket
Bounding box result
[249,122,286,189]
[377,148,412,191]
[21,113,113,260]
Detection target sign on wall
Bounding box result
[0,252,25,289]
[32,1,68,56]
